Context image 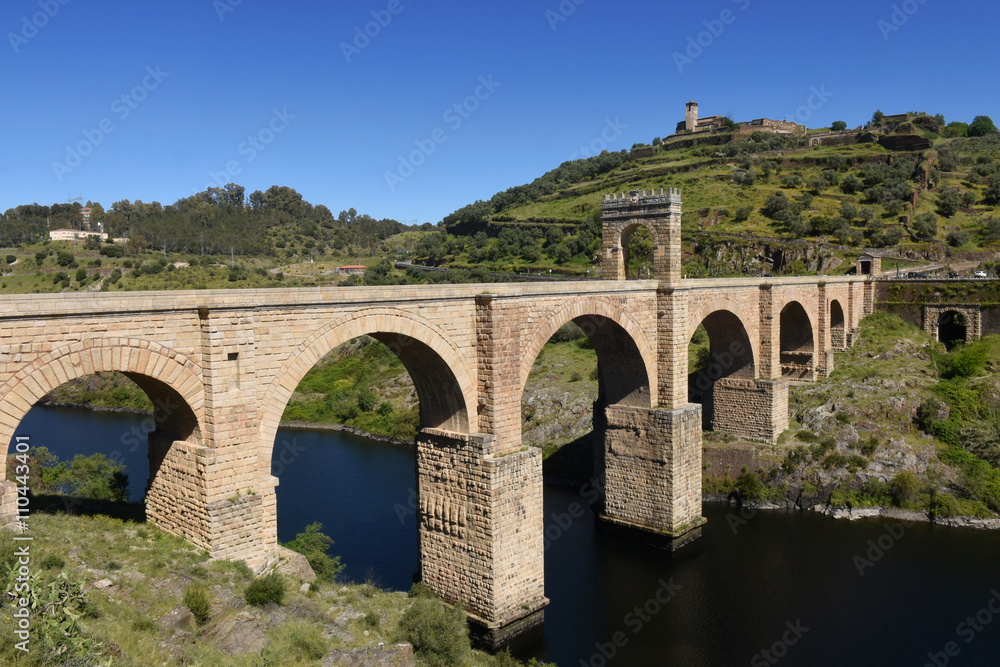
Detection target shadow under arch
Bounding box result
[779,301,815,380]
[519,300,656,411]
[688,309,756,431]
[620,224,656,280]
[830,299,846,350]
[258,309,477,473]
[938,310,967,350]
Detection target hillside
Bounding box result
[0,510,538,666]
[430,113,1000,279]
[704,312,1000,522]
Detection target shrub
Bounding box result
[890,471,921,506]
[357,387,378,412]
[245,571,285,606]
[823,453,849,469]
[860,435,880,457]
[75,267,87,282]
[56,251,75,266]
[930,493,961,518]
[183,584,212,626]
[397,597,471,666]
[947,230,970,247]
[734,471,765,501]
[550,322,586,343]
[263,621,327,662]
[362,611,381,630]
[4,255,14,264]
[282,522,344,583]
[913,212,938,239]
[40,553,65,570]
[797,430,818,443]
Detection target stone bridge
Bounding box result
[0,190,872,646]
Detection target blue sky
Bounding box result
[2,0,998,224]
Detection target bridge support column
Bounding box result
[709,378,788,443]
[599,404,705,550]
[416,428,547,649]
[0,480,17,529]
[146,433,276,569]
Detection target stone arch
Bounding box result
[519,298,656,408]
[687,299,761,366]
[830,299,846,350]
[258,308,477,470]
[604,219,664,281]
[0,338,205,481]
[779,301,815,379]
[938,310,967,350]
[687,308,756,431]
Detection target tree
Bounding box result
[872,110,885,125]
[913,212,938,239]
[945,122,969,138]
[938,187,961,217]
[986,175,1000,205]
[761,192,791,219]
[282,522,344,583]
[831,120,848,132]
[841,174,862,195]
[981,217,1000,242]
[968,115,999,137]
[947,230,970,247]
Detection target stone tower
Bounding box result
[600,188,683,285]
[685,100,699,132]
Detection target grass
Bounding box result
[0,511,545,666]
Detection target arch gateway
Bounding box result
[0,190,872,647]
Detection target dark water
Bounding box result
[11,406,1000,666]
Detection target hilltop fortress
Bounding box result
[672,100,808,138]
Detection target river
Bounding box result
[13,406,1000,666]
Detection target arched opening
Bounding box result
[3,369,200,518]
[621,224,655,279]
[266,326,473,590]
[830,300,846,350]
[519,311,652,647]
[938,311,967,350]
[779,302,815,380]
[688,311,756,431]
[521,312,651,476]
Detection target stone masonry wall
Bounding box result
[416,429,545,630]
[711,378,789,443]
[603,403,703,535]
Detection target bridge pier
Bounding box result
[416,428,547,649]
[145,433,277,569]
[0,480,16,529]
[599,404,705,549]
[708,378,789,443]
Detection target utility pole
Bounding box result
[231,246,235,268]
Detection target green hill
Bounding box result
[429,113,1000,279]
